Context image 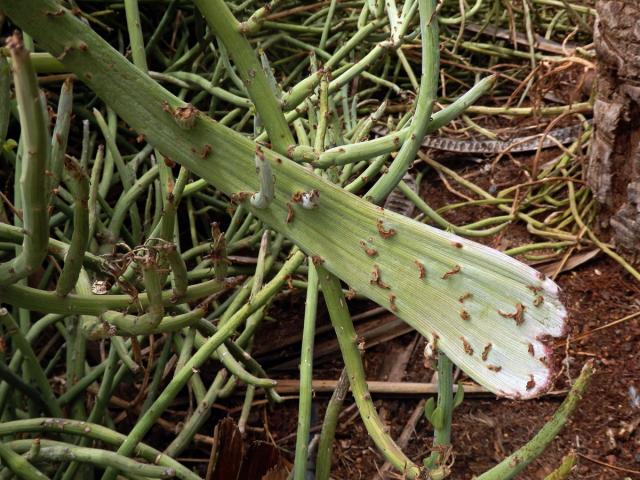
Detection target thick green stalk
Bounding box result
[317,265,422,478]
[192,0,295,154]
[477,363,593,480]
[293,259,319,480]
[365,0,439,204]
[0,418,199,480]
[0,442,49,480]
[55,157,89,296]
[0,34,49,285]
[315,368,349,480]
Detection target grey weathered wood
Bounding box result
[587,0,640,256]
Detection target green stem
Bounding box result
[293,259,319,480]
[365,0,439,204]
[55,157,89,296]
[48,79,73,206]
[123,0,148,71]
[477,363,593,480]
[315,368,349,480]
[424,352,454,470]
[317,265,421,478]
[193,0,294,154]
[9,441,174,479]
[0,442,49,480]
[0,418,200,480]
[0,277,229,317]
[0,34,49,286]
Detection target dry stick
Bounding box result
[558,310,640,346]
[271,380,487,396]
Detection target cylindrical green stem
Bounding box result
[0,418,199,480]
[55,157,89,296]
[365,0,439,204]
[317,265,421,478]
[315,368,349,480]
[0,34,49,286]
[424,352,454,469]
[193,0,295,154]
[48,79,73,205]
[477,363,593,480]
[0,442,49,480]
[123,0,148,71]
[293,259,319,480]
[8,441,175,479]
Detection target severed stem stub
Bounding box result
[250,145,275,209]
